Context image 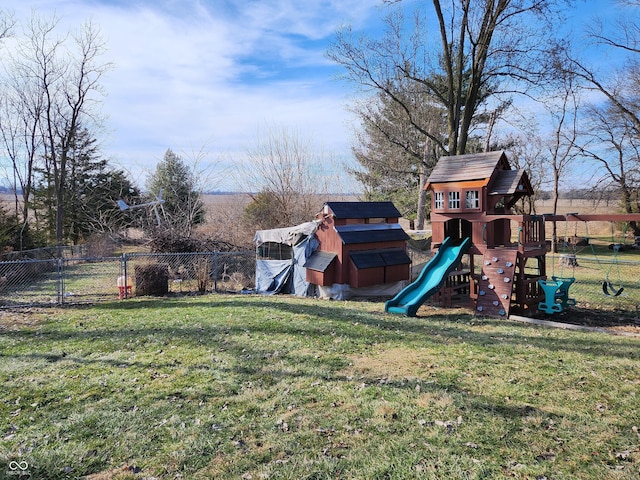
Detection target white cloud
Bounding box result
[2,0,380,190]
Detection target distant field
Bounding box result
[0,193,632,242]
[535,199,628,239]
[201,195,624,237]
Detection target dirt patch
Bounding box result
[341,348,436,381]
[0,307,59,330]
[541,305,639,327]
[418,302,640,336]
[530,306,640,336]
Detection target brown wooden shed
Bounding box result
[305,202,411,289]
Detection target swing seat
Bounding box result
[551,276,576,308]
[602,281,624,297]
[538,279,564,314]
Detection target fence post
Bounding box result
[213,251,219,292]
[123,253,129,299]
[57,258,64,305]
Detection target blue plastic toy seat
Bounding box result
[551,276,576,309]
[538,279,564,314]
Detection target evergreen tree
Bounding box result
[31,128,140,244]
[350,87,447,225]
[65,130,139,242]
[145,149,205,245]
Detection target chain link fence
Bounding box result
[0,251,255,309]
[0,245,87,261]
[545,254,640,316]
[1,248,639,318]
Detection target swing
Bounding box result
[585,221,625,297]
[603,280,624,297]
[551,214,577,308]
[538,279,564,314]
[552,276,576,308]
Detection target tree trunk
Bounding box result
[416,170,427,230]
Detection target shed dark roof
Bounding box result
[304,251,337,272]
[335,223,409,245]
[349,248,411,269]
[325,201,401,219]
[426,151,508,185]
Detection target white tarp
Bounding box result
[254,221,320,247]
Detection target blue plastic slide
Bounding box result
[385,237,471,317]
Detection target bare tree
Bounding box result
[491,128,547,215]
[541,72,582,250]
[562,2,640,234]
[1,13,112,245]
[328,1,568,231]
[0,9,14,44]
[576,103,640,235]
[0,46,45,247]
[328,0,566,157]
[237,124,330,230]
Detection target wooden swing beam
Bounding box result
[459,213,640,223]
[541,213,640,223]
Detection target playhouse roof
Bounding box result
[489,168,533,196]
[426,150,509,186]
[324,201,401,219]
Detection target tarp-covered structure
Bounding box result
[254,221,320,296]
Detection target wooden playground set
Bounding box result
[385,151,640,318]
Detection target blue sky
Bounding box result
[0,0,632,192]
[2,0,386,191]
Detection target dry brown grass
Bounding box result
[197,193,359,248]
[0,193,631,247]
[536,198,631,238]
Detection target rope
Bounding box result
[556,214,577,279]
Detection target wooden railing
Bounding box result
[517,216,546,252]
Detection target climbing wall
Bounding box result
[475,249,518,318]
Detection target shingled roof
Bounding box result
[426,151,509,186]
[335,224,409,245]
[324,201,401,219]
[349,247,411,268]
[304,251,337,272]
[489,169,533,196]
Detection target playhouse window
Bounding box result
[448,191,460,209]
[465,190,480,209]
[434,192,445,210]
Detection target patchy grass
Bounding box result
[1,295,639,479]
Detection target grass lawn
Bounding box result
[1,295,639,479]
